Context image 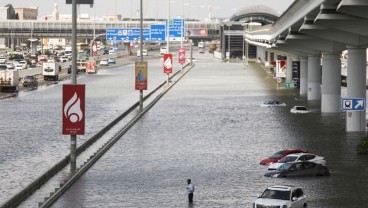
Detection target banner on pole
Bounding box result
[62,84,85,135]
[135,62,148,90]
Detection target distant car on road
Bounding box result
[0,64,7,70]
[199,48,205,53]
[160,47,167,55]
[5,62,15,69]
[290,106,309,114]
[100,59,108,66]
[260,100,286,107]
[15,64,25,70]
[22,75,38,87]
[260,149,313,165]
[264,161,330,177]
[18,60,29,69]
[60,56,69,62]
[107,57,116,64]
[268,153,326,170]
[252,185,307,208]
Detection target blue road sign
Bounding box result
[341,98,366,111]
[106,28,151,41]
[150,24,166,41]
[166,19,184,41]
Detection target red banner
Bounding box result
[62,84,85,135]
[178,48,186,64]
[92,41,98,56]
[163,53,173,74]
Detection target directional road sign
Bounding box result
[341,98,366,111]
[106,28,150,41]
[166,19,184,41]
[150,24,166,41]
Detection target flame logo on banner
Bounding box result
[64,92,83,123]
[164,56,172,69]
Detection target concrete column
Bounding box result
[286,55,293,83]
[307,55,321,100]
[346,48,366,131]
[321,53,341,113]
[300,57,308,96]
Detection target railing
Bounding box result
[0,20,221,38]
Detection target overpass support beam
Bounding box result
[346,48,366,132]
[321,53,341,113]
[300,57,308,96]
[286,55,293,83]
[307,55,321,100]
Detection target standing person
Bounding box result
[186,179,195,203]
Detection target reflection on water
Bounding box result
[0,60,177,204]
[51,58,368,208]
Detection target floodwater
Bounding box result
[0,54,180,206]
[48,54,368,207]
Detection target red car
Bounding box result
[260,149,313,165]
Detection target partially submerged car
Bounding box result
[264,161,330,177]
[253,185,307,208]
[260,100,286,107]
[290,106,309,113]
[268,153,326,170]
[260,149,312,165]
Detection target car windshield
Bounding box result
[270,150,285,159]
[279,156,298,163]
[277,163,293,171]
[260,189,290,200]
[296,106,307,111]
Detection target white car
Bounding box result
[109,49,115,54]
[15,64,25,70]
[260,100,286,107]
[60,56,69,62]
[160,47,167,55]
[5,62,15,69]
[268,153,326,170]
[100,59,108,66]
[0,57,6,64]
[187,58,198,63]
[18,60,28,69]
[253,185,307,208]
[290,106,309,113]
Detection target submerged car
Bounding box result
[260,149,312,165]
[290,106,309,113]
[264,161,330,177]
[268,153,326,170]
[260,100,287,107]
[253,185,307,208]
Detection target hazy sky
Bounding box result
[4,0,294,20]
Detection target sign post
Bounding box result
[164,53,173,85]
[179,48,186,72]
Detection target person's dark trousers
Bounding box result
[188,193,193,202]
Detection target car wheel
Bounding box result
[303,203,307,207]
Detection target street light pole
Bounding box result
[71,0,78,174]
[139,0,144,108]
[166,0,170,85]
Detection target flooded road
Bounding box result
[0,54,181,205]
[50,54,368,207]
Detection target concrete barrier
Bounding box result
[18,67,43,78]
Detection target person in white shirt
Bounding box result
[186,179,195,203]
